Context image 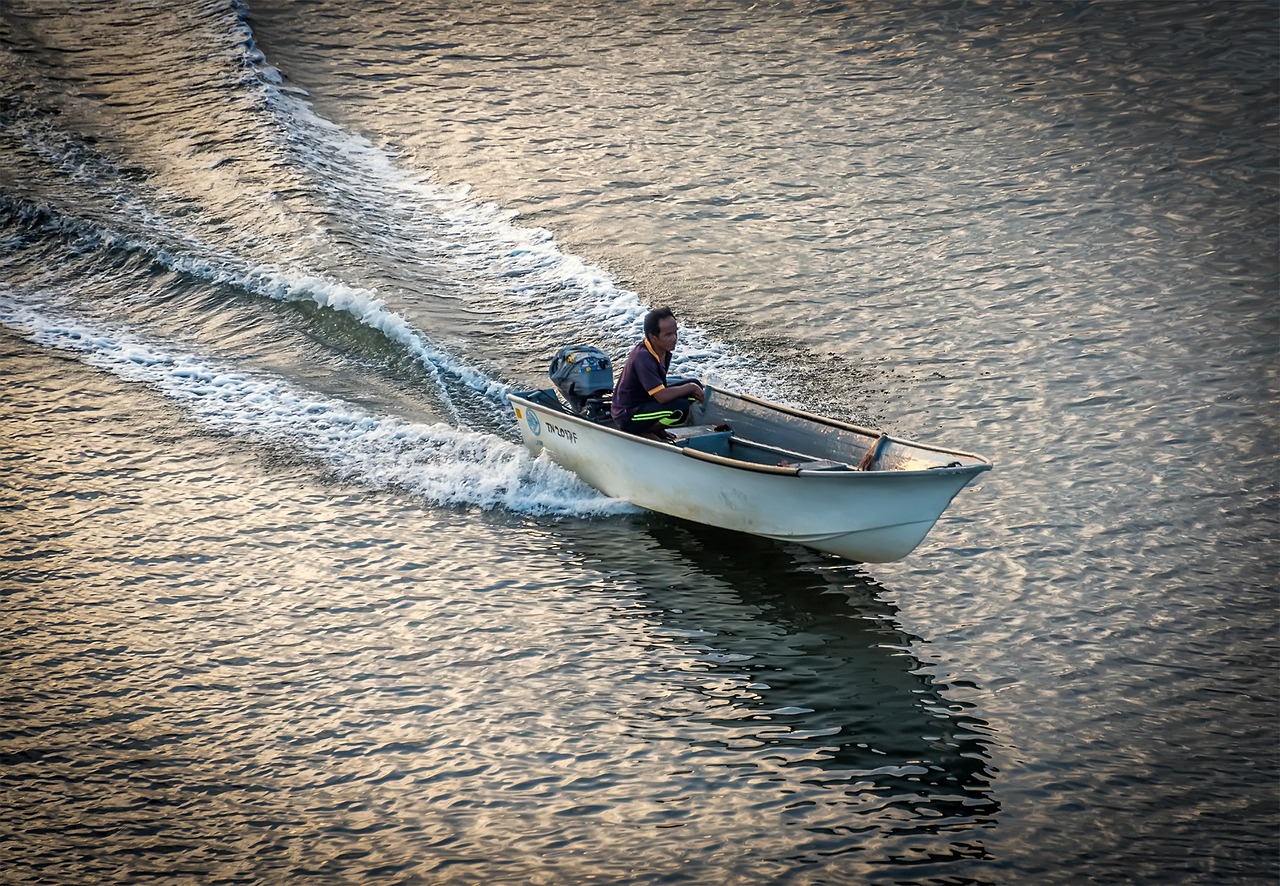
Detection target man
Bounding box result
[611,306,705,439]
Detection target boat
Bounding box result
[508,346,992,563]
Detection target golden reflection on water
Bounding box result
[3,0,1275,880]
[3,344,998,881]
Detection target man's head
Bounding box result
[643,306,679,356]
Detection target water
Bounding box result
[1,1,1276,882]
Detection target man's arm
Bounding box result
[653,380,704,404]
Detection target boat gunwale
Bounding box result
[679,445,805,476]
[508,386,993,478]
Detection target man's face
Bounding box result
[652,316,678,354]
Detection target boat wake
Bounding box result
[0,297,632,517]
[0,0,788,519]
[0,196,512,426]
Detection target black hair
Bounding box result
[643,306,675,337]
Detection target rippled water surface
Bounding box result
[1,1,1276,883]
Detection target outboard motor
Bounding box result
[549,345,614,423]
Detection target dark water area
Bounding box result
[1,1,1276,883]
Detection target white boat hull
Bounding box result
[509,386,990,563]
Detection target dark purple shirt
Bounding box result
[611,339,671,424]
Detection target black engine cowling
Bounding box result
[549,345,614,422]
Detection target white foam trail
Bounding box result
[0,298,631,517]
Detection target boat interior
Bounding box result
[515,386,975,474]
[665,425,853,471]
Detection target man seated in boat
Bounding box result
[611,306,705,441]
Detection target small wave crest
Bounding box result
[0,196,510,426]
[0,297,630,517]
